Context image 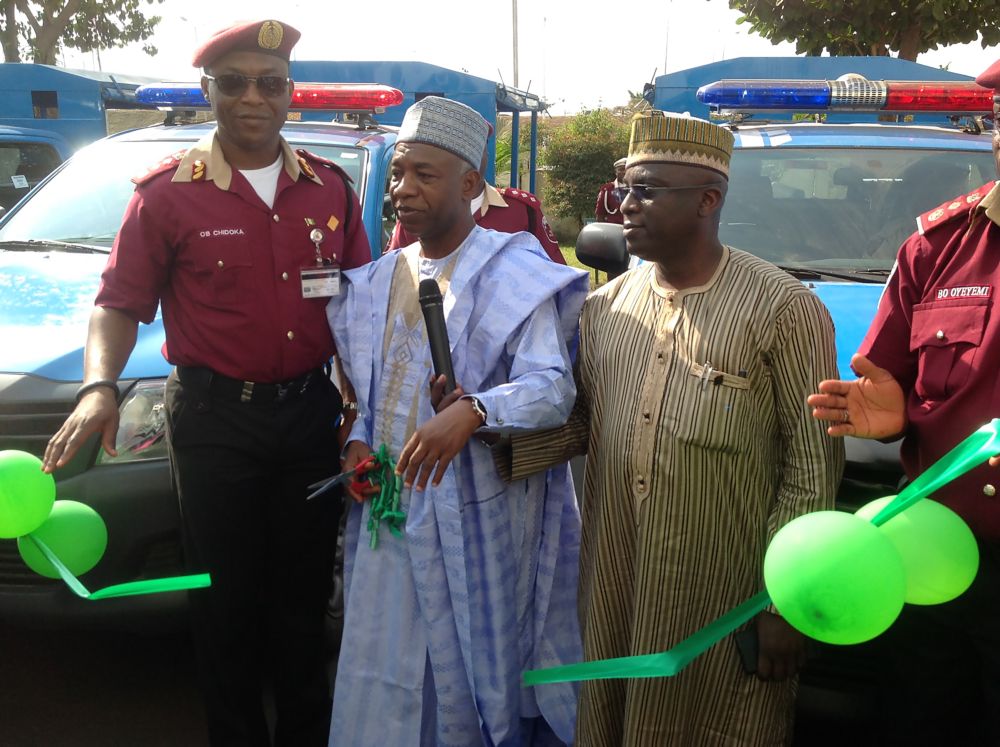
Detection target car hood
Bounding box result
[0,251,167,380]
[809,281,885,379]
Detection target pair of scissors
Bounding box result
[306,455,377,501]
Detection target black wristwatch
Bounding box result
[463,396,488,425]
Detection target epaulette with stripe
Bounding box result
[917,181,995,235]
[131,149,188,186]
[498,186,542,208]
[295,147,352,183]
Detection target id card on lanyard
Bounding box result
[301,226,341,299]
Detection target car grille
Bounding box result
[0,535,184,587]
[0,375,78,458]
[0,540,59,586]
[0,398,76,458]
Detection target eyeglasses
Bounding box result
[613,183,723,202]
[205,74,290,98]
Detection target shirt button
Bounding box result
[217,260,224,268]
[287,331,295,341]
[281,272,289,281]
[935,330,945,340]
[497,417,504,425]
[984,484,996,497]
[273,214,280,222]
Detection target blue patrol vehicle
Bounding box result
[0,124,72,213]
[0,83,405,626]
[576,75,996,730]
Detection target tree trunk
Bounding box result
[1,0,21,62]
[22,0,82,64]
[898,24,921,61]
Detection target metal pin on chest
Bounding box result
[309,227,325,265]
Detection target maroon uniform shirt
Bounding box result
[594,180,623,224]
[860,181,1000,538]
[387,183,565,263]
[96,131,371,383]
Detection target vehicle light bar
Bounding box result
[696,78,993,114]
[135,82,404,112]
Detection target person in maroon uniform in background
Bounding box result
[594,156,626,224]
[807,57,1000,747]
[42,19,370,747]
[387,145,565,263]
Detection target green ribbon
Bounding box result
[523,418,1000,686]
[24,534,211,600]
[366,443,406,549]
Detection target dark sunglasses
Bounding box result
[613,183,723,202]
[205,74,290,98]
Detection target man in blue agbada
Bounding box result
[326,96,589,746]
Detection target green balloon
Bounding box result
[0,450,56,539]
[856,496,979,605]
[17,500,108,579]
[764,511,906,645]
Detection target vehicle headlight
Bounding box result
[96,379,169,464]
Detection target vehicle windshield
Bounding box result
[0,141,62,211]
[0,138,366,249]
[722,147,996,271]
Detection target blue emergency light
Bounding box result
[697,78,993,115]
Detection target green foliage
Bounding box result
[541,109,629,224]
[1,0,163,64]
[729,0,1000,61]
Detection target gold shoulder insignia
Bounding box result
[192,160,206,182]
[132,149,187,185]
[298,156,316,180]
[917,182,994,235]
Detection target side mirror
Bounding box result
[575,222,628,278]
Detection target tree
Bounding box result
[1,0,163,65]
[729,0,1000,61]
[541,108,630,225]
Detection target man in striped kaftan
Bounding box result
[500,111,844,745]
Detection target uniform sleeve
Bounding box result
[857,233,925,393]
[529,203,566,264]
[94,186,172,324]
[766,292,845,542]
[339,182,372,271]
[386,220,413,251]
[595,185,608,222]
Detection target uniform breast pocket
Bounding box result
[910,300,988,404]
[197,241,255,306]
[670,363,753,454]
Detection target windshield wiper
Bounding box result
[0,239,111,254]
[775,265,888,284]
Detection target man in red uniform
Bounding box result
[594,156,626,224]
[42,19,370,746]
[387,146,565,263]
[808,59,1000,746]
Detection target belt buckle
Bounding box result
[240,381,254,403]
[275,382,290,402]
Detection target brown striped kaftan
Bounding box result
[507,248,845,745]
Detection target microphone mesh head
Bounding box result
[418,278,443,302]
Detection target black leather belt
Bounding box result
[175,365,327,404]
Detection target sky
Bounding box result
[60,0,1000,115]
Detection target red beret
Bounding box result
[975,58,1000,91]
[192,19,300,68]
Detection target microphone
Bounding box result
[418,278,456,394]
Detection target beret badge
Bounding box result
[258,20,284,51]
